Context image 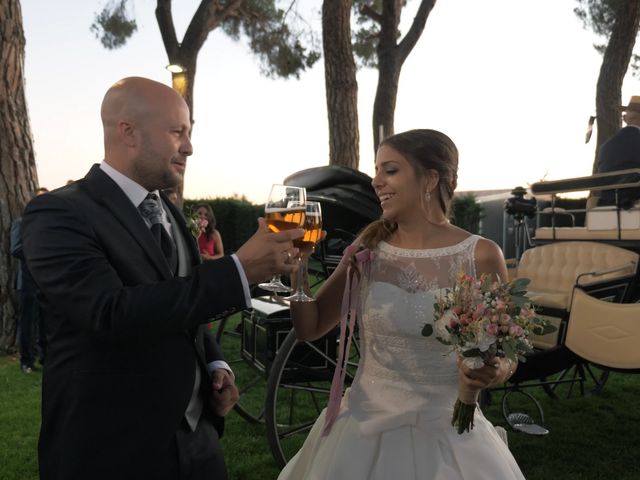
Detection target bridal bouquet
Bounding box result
[186,211,208,238]
[422,272,555,434]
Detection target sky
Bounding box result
[21,0,640,204]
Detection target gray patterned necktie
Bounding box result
[138,193,178,273]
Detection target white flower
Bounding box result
[435,310,455,342]
[475,328,497,352]
[460,325,496,353]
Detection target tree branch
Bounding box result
[360,4,383,24]
[182,0,243,53]
[397,0,436,64]
[155,0,179,58]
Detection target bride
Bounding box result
[278,129,525,479]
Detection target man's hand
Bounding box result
[210,369,239,417]
[235,217,304,284]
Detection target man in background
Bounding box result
[596,95,640,208]
[10,187,48,373]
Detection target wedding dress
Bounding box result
[277,236,525,480]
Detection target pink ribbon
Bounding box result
[322,245,373,436]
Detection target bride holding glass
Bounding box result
[278,129,525,479]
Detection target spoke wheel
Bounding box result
[265,328,359,469]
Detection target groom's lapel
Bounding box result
[83,164,174,279]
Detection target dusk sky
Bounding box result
[21,0,640,203]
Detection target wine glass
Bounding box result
[258,184,307,293]
[285,201,322,302]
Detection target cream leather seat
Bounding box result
[513,242,638,349]
[566,288,640,370]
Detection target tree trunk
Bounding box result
[372,0,436,152]
[593,0,640,171]
[169,54,197,207]
[0,0,39,352]
[323,0,360,169]
[155,0,240,203]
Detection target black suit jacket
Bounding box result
[22,165,247,480]
[596,126,640,208]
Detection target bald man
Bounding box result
[22,77,303,480]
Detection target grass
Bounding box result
[3,329,640,480]
[0,354,41,480]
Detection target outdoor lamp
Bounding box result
[166,63,186,73]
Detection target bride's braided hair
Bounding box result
[355,129,459,254]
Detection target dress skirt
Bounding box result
[277,402,525,480]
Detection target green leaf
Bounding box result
[481,275,493,292]
[502,341,516,360]
[462,348,482,358]
[421,324,434,337]
[511,295,529,307]
[509,277,530,294]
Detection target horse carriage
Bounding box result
[489,169,640,434]
[215,166,640,467]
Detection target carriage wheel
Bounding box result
[214,315,266,423]
[541,360,609,399]
[264,328,360,469]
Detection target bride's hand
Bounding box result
[457,356,508,390]
[298,230,327,258]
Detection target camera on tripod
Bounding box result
[504,186,537,222]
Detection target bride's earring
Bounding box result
[424,191,431,203]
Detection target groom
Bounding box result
[21,77,303,480]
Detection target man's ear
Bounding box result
[118,120,137,147]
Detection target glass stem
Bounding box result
[296,256,307,295]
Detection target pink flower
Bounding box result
[472,304,486,320]
[486,323,499,336]
[509,325,524,337]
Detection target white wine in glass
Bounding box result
[258,184,306,293]
[286,201,322,302]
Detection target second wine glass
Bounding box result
[258,184,306,293]
[285,201,322,302]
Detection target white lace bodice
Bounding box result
[345,235,481,434]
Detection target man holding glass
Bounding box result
[21,77,303,480]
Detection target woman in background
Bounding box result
[195,203,224,261]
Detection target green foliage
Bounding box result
[351,0,408,69]
[92,0,320,79]
[451,193,484,234]
[90,0,137,50]
[223,0,320,79]
[574,0,620,37]
[574,0,640,74]
[184,197,263,254]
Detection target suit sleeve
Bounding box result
[203,326,224,363]
[22,193,249,340]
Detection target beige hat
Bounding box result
[621,96,640,113]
